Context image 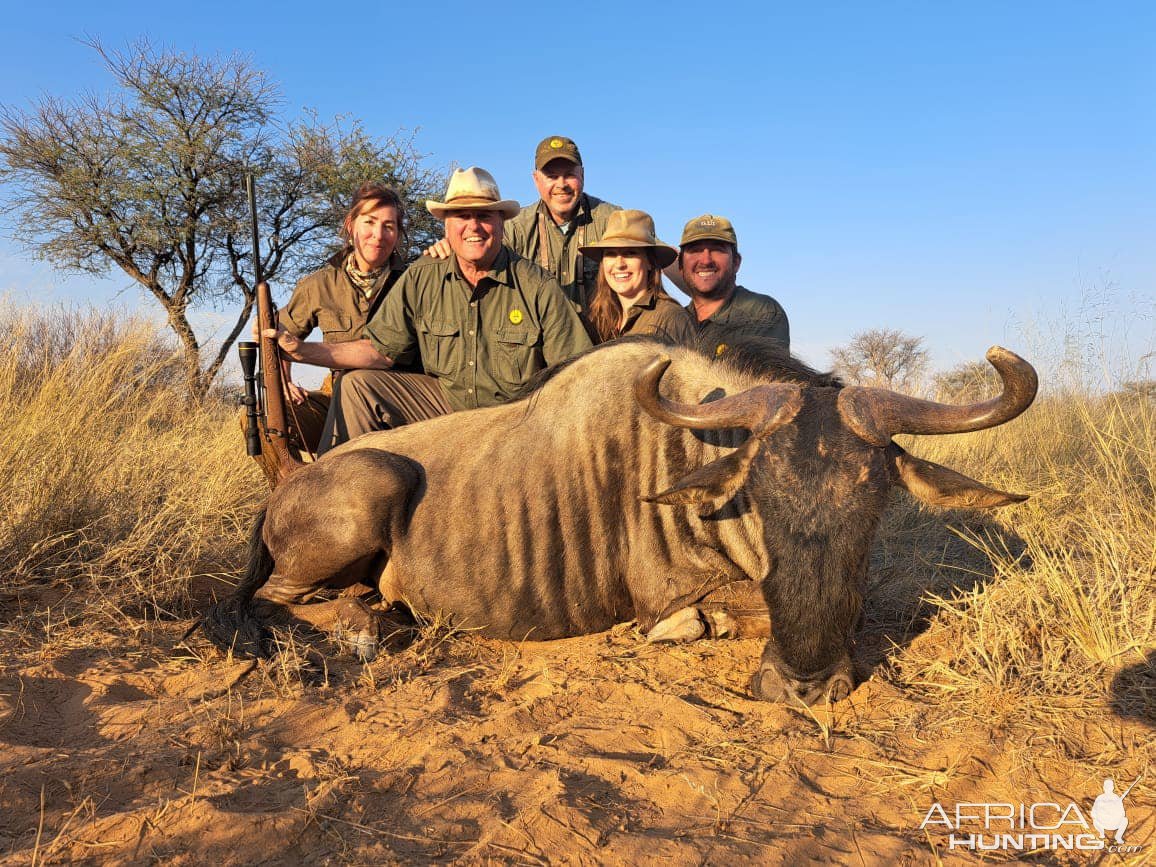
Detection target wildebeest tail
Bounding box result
[202,507,275,658]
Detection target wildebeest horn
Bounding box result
[634,355,802,437]
[836,346,1038,446]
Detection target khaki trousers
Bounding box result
[318,370,453,455]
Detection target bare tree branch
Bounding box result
[831,328,929,392]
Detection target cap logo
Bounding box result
[699,218,718,227]
[550,139,564,149]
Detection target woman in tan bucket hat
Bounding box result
[578,209,694,345]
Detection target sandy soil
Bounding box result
[1,574,1151,865]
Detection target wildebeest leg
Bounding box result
[252,597,414,663]
[700,580,771,638]
[251,448,421,661]
[646,580,771,643]
[251,558,394,662]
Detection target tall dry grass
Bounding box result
[887,378,1154,730]
[0,304,260,628]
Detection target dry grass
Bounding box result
[0,304,259,631]
[889,383,1154,736]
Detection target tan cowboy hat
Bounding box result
[578,209,678,268]
[426,167,521,220]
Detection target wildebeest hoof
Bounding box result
[703,609,737,639]
[331,598,381,662]
[826,671,854,703]
[646,607,705,643]
[331,624,379,662]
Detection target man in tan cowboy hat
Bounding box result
[266,167,591,451]
[502,136,623,310]
[679,214,789,357]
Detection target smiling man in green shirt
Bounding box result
[678,214,790,358]
[502,136,622,311]
[266,167,592,452]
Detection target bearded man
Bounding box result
[678,214,789,357]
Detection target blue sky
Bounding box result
[1,1,1153,380]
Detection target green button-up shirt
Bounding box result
[365,247,593,411]
[503,193,620,309]
[688,286,790,357]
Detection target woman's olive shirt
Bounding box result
[618,292,695,345]
[278,252,404,345]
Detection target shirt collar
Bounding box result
[449,246,514,289]
[623,291,659,325]
[692,285,744,324]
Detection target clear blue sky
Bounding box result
[1,1,1153,381]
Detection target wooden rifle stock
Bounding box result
[244,172,303,486]
[256,279,305,484]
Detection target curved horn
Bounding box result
[837,346,1038,446]
[634,355,802,437]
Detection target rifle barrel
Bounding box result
[246,173,262,286]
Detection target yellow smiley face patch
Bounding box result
[509,309,524,325]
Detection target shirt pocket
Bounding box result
[493,326,542,387]
[318,311,355,343]
[418,318,463,378]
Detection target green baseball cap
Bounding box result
[534,135,583,170]
[679,214,738,249]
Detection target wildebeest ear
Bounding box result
[642,437,761,516]
[887,443,1028,509]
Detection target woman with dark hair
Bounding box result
[253,182,411,479]
[578,209,693,346]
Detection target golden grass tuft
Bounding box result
[0,304,261,627]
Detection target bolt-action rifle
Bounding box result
[237,173,304,486]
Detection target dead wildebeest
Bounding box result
[204,338,1036,704]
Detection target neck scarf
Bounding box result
[344,252,386,298]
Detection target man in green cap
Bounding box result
[501,135,622,311]
[265,167,592,452]
[678,214,789,357]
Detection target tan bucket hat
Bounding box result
[679,214,739,250]
[578,209,678,268]
[426,167,521,220]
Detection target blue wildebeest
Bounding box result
[204,338,1036,704]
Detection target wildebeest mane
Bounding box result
[516,335,679,398]
[517,334,841,403]
[706,335,843,388]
